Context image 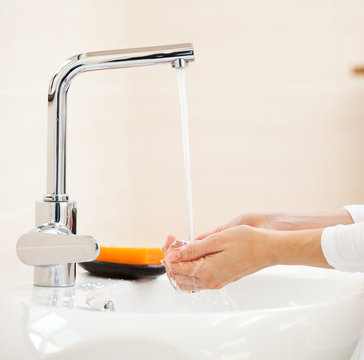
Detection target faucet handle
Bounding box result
[17,230,99,266]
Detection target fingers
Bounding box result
[162,235,176,253]
[173,274,201,287]
[168,257,205,276]
[163,232,226,292]
[179,284,199,292]
[165,251,225,291]
[165,266,201,291]
[170,274,203,292]
[166,234,223,263]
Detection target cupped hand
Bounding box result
[162,226,274,291]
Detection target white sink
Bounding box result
[3,266,364,360]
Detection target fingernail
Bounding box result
[168,249,181,262]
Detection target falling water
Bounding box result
[176,67,194,242]
[172,67,238,311]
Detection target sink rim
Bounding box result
[9,266,364,317]
[85,269,364,315]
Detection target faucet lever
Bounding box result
[17,231,99,266]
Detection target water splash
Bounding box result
[175,287,240,313]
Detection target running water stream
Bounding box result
[176,67,194,243]
[172,67,238,310]
[163,66,196,292]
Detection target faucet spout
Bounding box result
[46,43,195,202]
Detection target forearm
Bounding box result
[255,209,353,231]
[264,228,332,269]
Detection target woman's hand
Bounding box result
[161,209,351,291]
[163,226,274,291]
[193,209,353,241]
[162,210,352,256]
[163,226,332,291]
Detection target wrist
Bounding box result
[264,228,330,268]
[266,230,292,266]
[253,228,280,267]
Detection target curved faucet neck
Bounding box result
[44,43,194,202]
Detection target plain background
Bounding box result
[1,0,364,254]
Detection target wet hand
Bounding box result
[163,226,274,291]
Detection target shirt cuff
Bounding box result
[343,205,364,223]
[321,222,364,272]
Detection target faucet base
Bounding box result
[36,200,77,232]
[34,263,76,287]
[33,200,77,287]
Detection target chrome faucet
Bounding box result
[17,43,195,287]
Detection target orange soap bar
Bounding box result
[96,247,164,265]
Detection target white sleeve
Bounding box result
[321,222,364,272]
[343,205,364,223]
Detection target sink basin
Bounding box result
[88,269,360,313]
[4,266,364,360]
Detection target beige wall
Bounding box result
[1,0,364,252]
